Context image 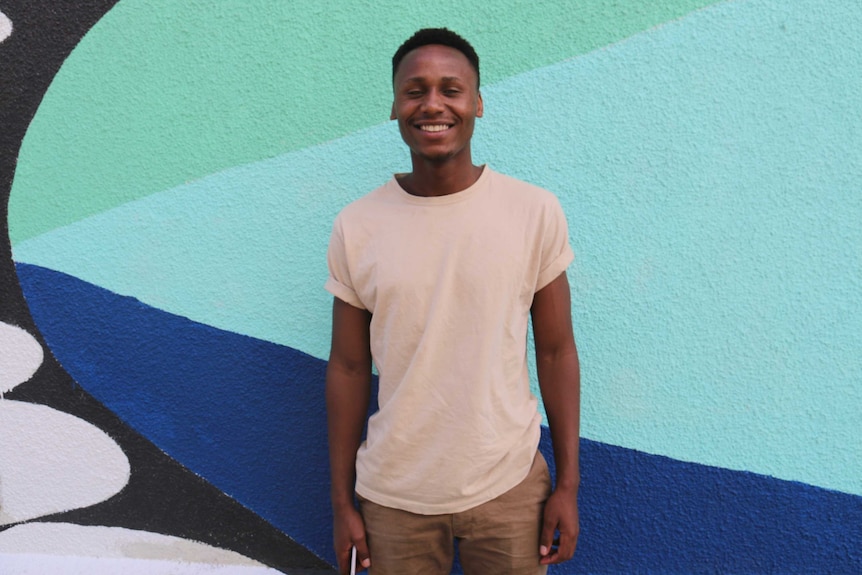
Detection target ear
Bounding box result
[476,91,484,118]
[390,102,397,121]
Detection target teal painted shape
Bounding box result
[14,122,410,364]
[486,0,862,496]
[14,0,862,495]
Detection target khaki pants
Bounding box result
[358,452,552,575]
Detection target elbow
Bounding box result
[327,354,372,381]
[535,340,578,366]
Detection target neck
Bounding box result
[400,153,483,197]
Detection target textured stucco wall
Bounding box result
[1,1,860,573]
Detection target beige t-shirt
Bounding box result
[325,167,573,514]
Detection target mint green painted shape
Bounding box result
[8,0,718,244]
[13,0,862,495]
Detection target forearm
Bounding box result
[535,328,582,565]
[537,348,581,490]
[326,362,371,510]
[532,272,581,491]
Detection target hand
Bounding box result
[333,504,372,574]
[539,485,579,565]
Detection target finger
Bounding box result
[354,535,371,571]
[539,550,558,565]
[539,532,576,565]
[337,546,350,575]
[338,540,359,575]
[538,519,557,558]
[555,531,577,562]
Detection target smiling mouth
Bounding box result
[417,124,452,132]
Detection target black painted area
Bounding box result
[4,5,862,574]
[0,3,334,572]
[0,0,119,326]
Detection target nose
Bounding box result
[421,89,445,113]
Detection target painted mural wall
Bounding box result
[1,0,860,573]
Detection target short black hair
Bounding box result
[392,28,480,88]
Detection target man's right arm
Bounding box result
[326,296,373,574]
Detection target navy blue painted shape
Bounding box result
[17,263,862,573]
[539,429,862,574]
[16,262,355,561]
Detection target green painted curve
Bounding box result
[15,0,862,495]
[8,0,719,244]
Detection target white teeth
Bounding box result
[419,125,450,132]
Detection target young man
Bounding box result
[325,28,580,574]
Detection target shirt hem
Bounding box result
[536,246,574,292]
[355,439,542,515]
[324,277,366,310]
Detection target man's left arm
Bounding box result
[531,271,580,565]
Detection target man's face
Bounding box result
[391,44,483,164]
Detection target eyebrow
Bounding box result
[401,76,465,84]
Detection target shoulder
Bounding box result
[486,169,564,210]
[335,178,397,224]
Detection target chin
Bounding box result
[413,147,462,163]
[424,153,456,163]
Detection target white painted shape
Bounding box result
[0,523,282,574]
[0,11,12,43]
[0,554,281,575]
[0,401,129,525]
[0,323,43,393]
